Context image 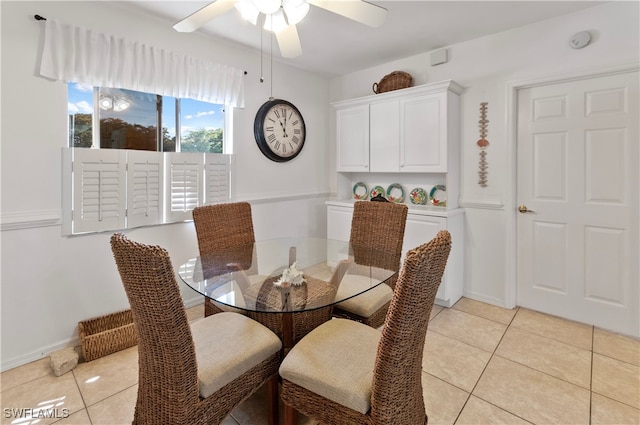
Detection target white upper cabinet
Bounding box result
[336,104,370,171]
[370,100,400,172]
[400,93,447,172]
[333,80,462,173]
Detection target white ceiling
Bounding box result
[119,1,605,77]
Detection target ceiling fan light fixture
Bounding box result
[263,9,288,33]
[254,0,281,15]
[99,96,113,111]
[99,95,130,112]
[113,98,131,112]
[234,0,260,24]
[283,0,309,25]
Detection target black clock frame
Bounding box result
[253,99,306,162]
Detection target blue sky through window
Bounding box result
[67,82,225,140]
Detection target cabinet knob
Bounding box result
[364,164,368,168]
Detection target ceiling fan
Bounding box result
[173,0,387,58]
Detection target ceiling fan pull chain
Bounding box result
[270,30,274,99]
[260,18,264,83]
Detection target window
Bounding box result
[67,83,228,153]
[64,83,233,235]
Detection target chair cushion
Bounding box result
[335,275,393,317]
[279,318,380,414]
[192,312,281,398]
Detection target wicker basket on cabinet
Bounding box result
[372,71,413,94]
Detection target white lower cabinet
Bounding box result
[327,204,353,241]
[327,201,464,307]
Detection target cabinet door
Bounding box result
[336,105,369,172]
[327,205,353,241]
[370,100,399,172]
[400,93,447,172]
[402,214,445,260]
[402,214,450,304]
[327,205,354,267]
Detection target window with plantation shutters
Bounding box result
[127,151,164,229]
[62,148,231,235]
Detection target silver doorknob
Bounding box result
[518,205,535,213]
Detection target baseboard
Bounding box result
[462,290,510,309]
[2,297,206,372]
[1,336,79,373]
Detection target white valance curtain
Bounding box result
[39,19,245,108]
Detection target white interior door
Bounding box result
[516,71,639,337]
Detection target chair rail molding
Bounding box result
[458,198,504,210]
[1,209,62,231]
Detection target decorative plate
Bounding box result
[352,182,368,200]
[386,183,405,203]
[370,185,385,199]
[409,187,428,205]
[430,185,447,207]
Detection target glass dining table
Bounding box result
[178,237,396,351]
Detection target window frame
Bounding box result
[64,84,235,235]
[69,83,231,154]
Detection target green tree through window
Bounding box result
[181,128,223,153]
[67,84,226,153]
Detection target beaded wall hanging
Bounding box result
[477,102,489,188]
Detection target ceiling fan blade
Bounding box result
[276,25,303,58]
[173,0,236,32]
[307,0,387,28]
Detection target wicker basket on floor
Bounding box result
[372,71,413,94]
[78,309,137,362]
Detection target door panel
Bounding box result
[517,71,639,337]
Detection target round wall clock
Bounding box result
[254,98,306,162]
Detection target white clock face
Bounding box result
[261,103,305,158]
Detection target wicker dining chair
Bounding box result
[332,200,408,328]
[110,233,282,425]
[192,202,262,317]
[279,230,452,425]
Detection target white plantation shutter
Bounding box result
[204,154,231,205]
[127,151,164,228]
[72,148,126,234]
[166,152,204,222]
[62,149,233,234]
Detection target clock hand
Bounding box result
[278,119,288,138]
[282,108,289,138]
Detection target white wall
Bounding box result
[328,2,639,307]
[2,0,638,371]
[0,1,331,371]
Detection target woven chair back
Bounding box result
[193,202,256,255]
[349,201,408,288]
[370,230,452,424]
[110,233,200,422]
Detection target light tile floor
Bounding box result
[2,298,639,425]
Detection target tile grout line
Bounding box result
[69,368,93,425]
[430,309,511,354]
[451,305,525,424]
[465,310,600,424]
[592,348,640,368]
[489,326,594,391]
